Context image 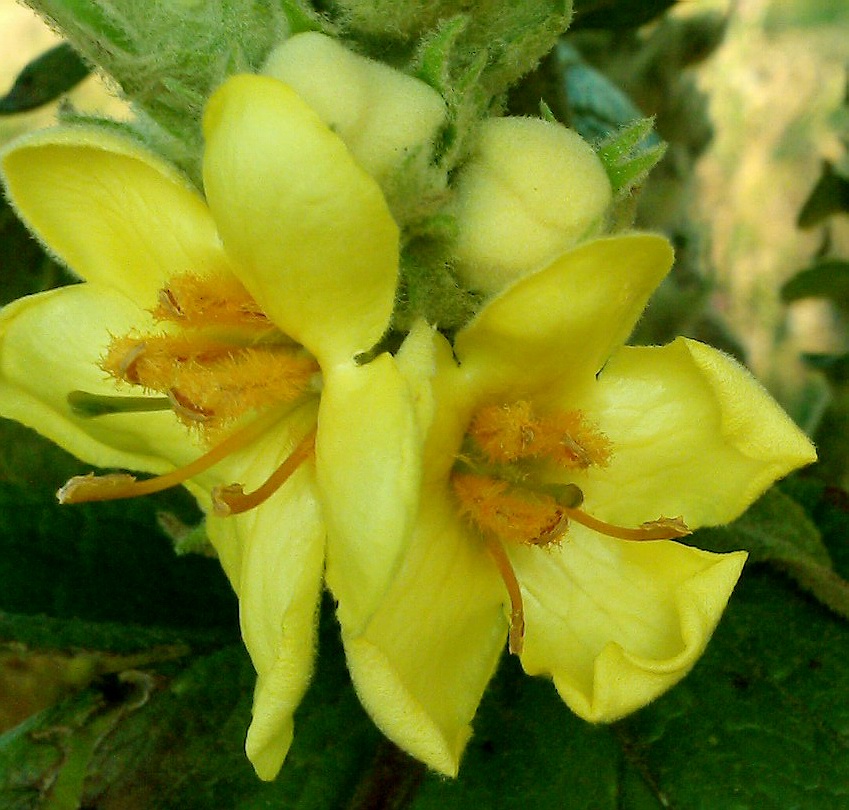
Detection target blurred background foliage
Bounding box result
[1,0,848,807]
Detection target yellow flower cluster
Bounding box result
[0,33,815,780]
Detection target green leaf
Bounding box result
[0,196,67,307]
[780,258,849,306]
[695,485,831,568]
[411,566,849,808]
[797,160,849,227]
[695,485,849,621]
[616,569,849,808]
[0,426,236,630]
[0,676,148,810]
[555,42,656,142]
[0,599,386,810]
[571,0,676,30]
[3,516,849,808]
[802,352,849,384]
[0,474,849,810]
[0,43,90,115]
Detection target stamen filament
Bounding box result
[561,506,690,541]
[212,428,316,516]
[57,416,273,505]
[484,535,525,655]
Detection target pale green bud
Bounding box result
[263,32,447,184]
[451,117,613,296]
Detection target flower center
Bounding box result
[450,400,689,655]
[103,272,320,434]
[59,272,319,515]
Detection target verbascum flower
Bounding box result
[451,116,612,296]
[338,233,816,775]
[0,71,425,780]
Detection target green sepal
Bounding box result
[156,512,217,558]
[23,0,299,179]
[410,1,573,170]
[539,99,557,123]
[414,15,469,94]
[393,239,480,334]
[597,117,667,194]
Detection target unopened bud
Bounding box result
[452,117,612,296]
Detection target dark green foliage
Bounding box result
[571,0,676,31]
[0,43,90,115]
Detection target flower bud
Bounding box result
[263,32,446,183]
[452,117,612,296]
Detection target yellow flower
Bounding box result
[337,234,817,776]
[0,73,423,780]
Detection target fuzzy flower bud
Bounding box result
[263,32,446,184]
[452,117,613,296]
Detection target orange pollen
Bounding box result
[103,335,318,432]
[152,272,271,328]
[452,472,568,548]
[100,273,320,435]
[467,400,611,469]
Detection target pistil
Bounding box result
[561,507,690,541]
[67,390,173,418]
[484,535,525,655]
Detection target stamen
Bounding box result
[102,333,319,432]
[118,341,147,383]
[157,287,184,319]
[56,416,272,505]
[452,472,568,547]
[167,388,213,423]
[561,507,690,541]
[67,391,172,418]
[211,428,316,516]
[467,401,611,469]
[152,273,270,327]
[484,535,525,655]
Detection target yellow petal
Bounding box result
[202,75,399,366]
[455,234,673,393]
[263,32,446,183]
[512,534,747,721]
[319,354,422,636]
[1,127,226,302]
[571,338,817,529]
[0,285,199,475]
[204,407,323,781]
[343,491,505,776]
